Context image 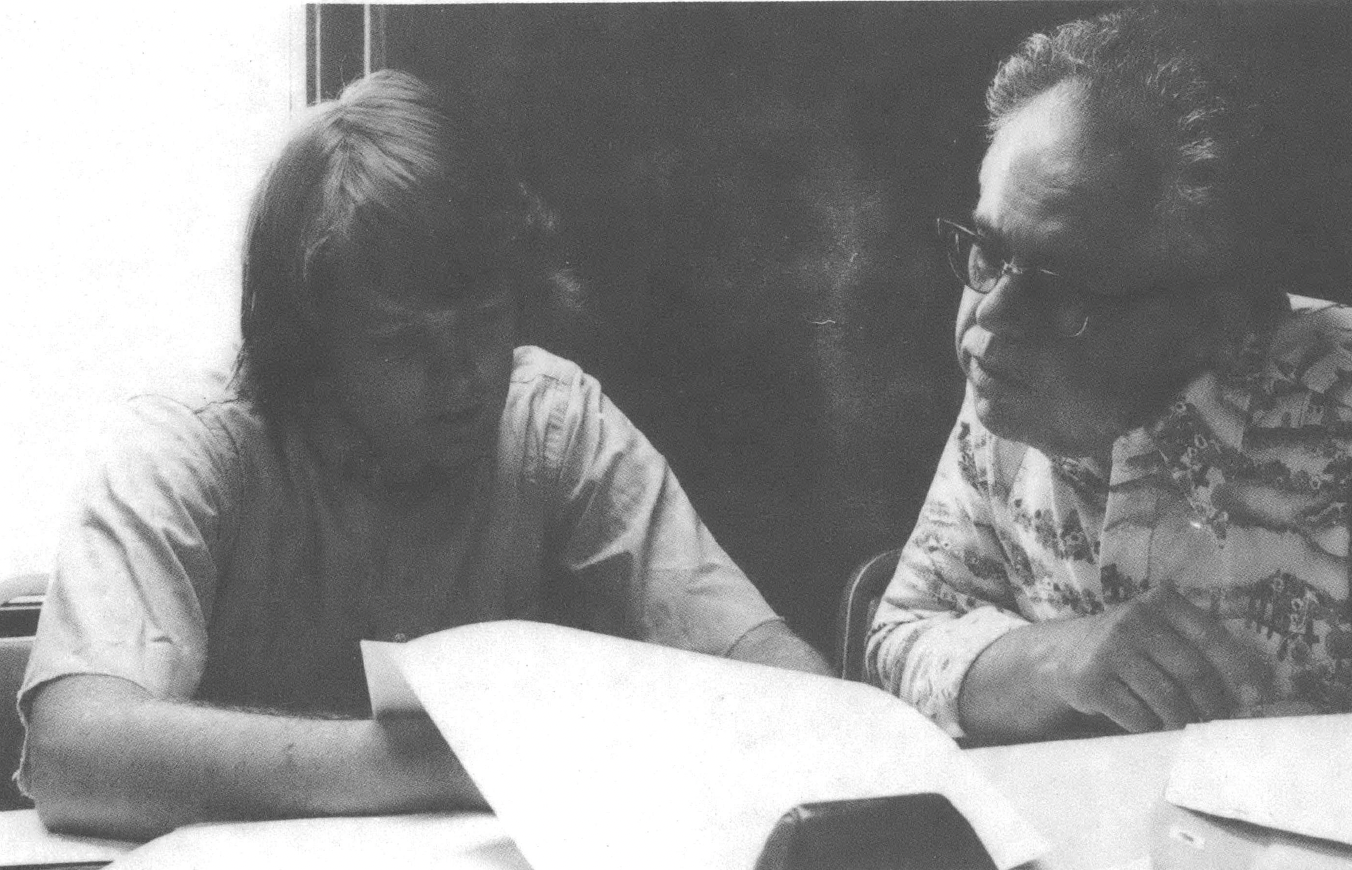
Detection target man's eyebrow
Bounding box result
[968,215,1076,272]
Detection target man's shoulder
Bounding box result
[506,346,597,412]
[497,347,606,488]
[510,345,585,387]
[1272,294,1352,359]
[1286,294,1350,317]
[128,373,260,435]
[1258,295,1352,414]
[106,370,266,472]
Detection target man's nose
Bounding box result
[973,267,1038,339]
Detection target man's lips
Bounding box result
[969,354,1028,388]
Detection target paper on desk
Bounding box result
[1152,802,1352,870]
[1098,859,1152,870]
[106,812,527,870]
[0,808,136,867]
[362,620,1047,870]
[1165,713,1352,848]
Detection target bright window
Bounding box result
[1,7,302,577]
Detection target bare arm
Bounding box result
[957,584,1272,744]
[24,674,486,841]
[727,619,833,676]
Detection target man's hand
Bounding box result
[959,584,1272,743]
[1034,584,1271,732]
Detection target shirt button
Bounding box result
[392,632,409,643]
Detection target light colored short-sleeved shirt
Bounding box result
[868,297,1352,737]
[21,346,781,719]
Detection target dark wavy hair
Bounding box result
[234,70,544,425]
[986,5,1282,303]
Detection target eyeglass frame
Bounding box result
[934,217,1177,339]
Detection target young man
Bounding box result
[869,8,1352,743]
[20,71,829,838]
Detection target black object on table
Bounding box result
[754,793,999,870]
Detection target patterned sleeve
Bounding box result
[865,391,1029,737]
[543,365,781,657]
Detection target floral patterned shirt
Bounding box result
[867,296,1352,738]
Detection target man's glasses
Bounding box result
[934,217,1172,339]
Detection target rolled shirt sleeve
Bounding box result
[544,366,782,656]
[866,394,1029,737]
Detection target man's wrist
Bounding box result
[957,621,1083,743]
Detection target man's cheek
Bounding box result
[954,307,977,361]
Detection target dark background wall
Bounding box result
[352,2,1352,653]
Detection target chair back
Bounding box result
[0,573,47,810]
[834,549,902,683]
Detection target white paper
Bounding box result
[360,631,423,716]
[363,620,1047,870]
[0,808,136,867]
[1165,713,1352,847]
[106,812,528,870]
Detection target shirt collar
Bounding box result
[1109,302,1288,486]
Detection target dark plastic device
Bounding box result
[753,793,1000,870]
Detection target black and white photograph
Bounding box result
[3,3,1351,869]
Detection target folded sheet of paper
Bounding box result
[106,812,527,870]
[362,620,1047,870]
[1165,713,1352,848]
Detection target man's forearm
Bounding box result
[956,621,1087,744]
[728,620,833,676]
[25,675,486,840]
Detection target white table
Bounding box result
[13,725,1345,870]
[0,809,527,870]
[3,731,1179,870]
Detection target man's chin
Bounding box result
[971,392,1030,443]
[972,393,1063,454]
[375,439,487,495]
[974,392,1120,460]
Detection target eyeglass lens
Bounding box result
[945,223,1089,338]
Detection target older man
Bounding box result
[869,7,1352,744]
